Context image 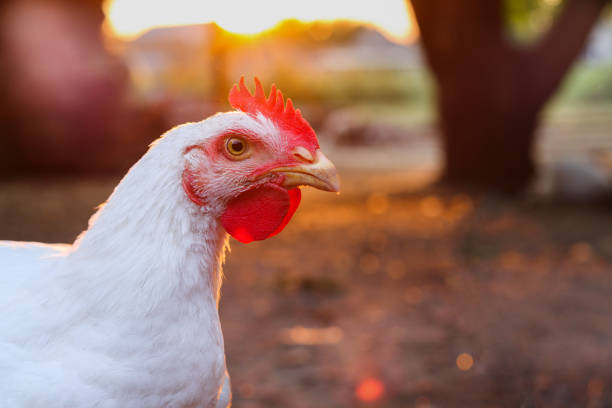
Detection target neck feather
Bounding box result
[67,144,229,311]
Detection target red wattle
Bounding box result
[269,188,301,238]
[220,184,301,244]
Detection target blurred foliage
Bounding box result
[545,63,612,125]
[558,63,612,104]
[504,0,563,43]
[258,19,365,47]
[274,69,432,105]
[212,20,434,107]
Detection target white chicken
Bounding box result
[0,78,339,408]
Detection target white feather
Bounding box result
[0,112,278,407]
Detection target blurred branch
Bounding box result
[525,0,609,110]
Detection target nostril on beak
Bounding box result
[292,146,315,163]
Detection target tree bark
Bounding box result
[410,0,608,192]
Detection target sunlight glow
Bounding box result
[103,0,417,44]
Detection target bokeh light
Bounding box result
[367,192,390,215]
[419,195,443,218]
[283,326,344,345]
[456,353,474,371]
[356,378,385,402]
[570,242,593,263]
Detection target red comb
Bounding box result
[228,77,319,152]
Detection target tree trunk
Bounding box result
[438,78,538,191]
[410,0,608,192]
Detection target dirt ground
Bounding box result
[1,170,611,408]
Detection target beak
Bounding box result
[270,150,340,193]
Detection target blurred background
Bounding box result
[1,0,612,406]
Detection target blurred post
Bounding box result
[409,0,608,192]
[209,25,231,107]
[0,0,127,175]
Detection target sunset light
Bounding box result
[103,0,418,44]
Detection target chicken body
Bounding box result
[0,79,339,407]
[1,129,229,407]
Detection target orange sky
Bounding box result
[103,0,418,44]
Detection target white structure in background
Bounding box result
[583,21,612,64]
[119,25,213,99]
[312,29,422,73]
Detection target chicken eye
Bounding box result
[226,137,248,156]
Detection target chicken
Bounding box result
[0,77,339,408]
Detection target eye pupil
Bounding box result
[227,137,246,155]
[231,140,243,151]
